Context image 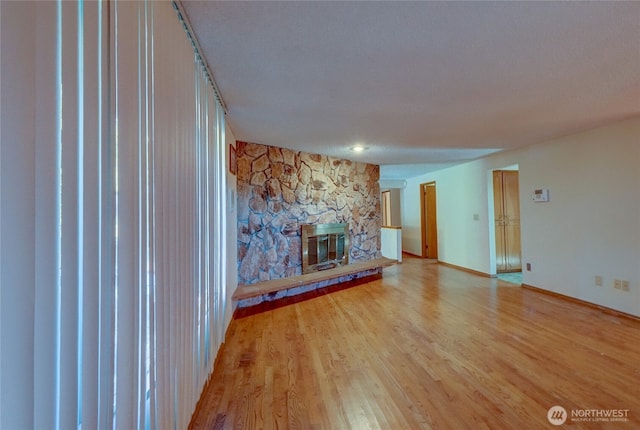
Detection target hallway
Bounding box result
[497,271,523,285]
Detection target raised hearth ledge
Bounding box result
[232,257,397,308]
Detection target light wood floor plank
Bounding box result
[190,256,640,429]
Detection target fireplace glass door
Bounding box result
[302,223,349,274]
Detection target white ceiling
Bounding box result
[181,1,640,179]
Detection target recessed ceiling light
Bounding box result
[350,145,368,153]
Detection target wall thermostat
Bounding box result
[533,188,549,202]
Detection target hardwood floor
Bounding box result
[190,256,640,429]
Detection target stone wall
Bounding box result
[236,141,381,285]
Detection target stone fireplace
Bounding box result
[236,141,381,285]
[302,223,349,274]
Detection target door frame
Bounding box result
[420,181,438,259]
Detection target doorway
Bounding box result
[381,190,391,226]
[420,182,438,259]
[492,170,521,273]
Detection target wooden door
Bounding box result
[493,172,507,272]
[502,171,521,271]
[494,171,521,272]
[421,182,438,259]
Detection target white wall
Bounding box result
[402,117,640,316]
[381,227,403,262]
[389,189,402,226]
[403,161,491,270]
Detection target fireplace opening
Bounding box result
[302,223,350,274]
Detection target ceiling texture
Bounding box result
[181,1,640,179]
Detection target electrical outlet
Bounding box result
[621,280,630,292]
[526,263,531,272]
[614,279,622,290]
[595,275,603,287]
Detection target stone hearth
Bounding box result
[233,257,396,309]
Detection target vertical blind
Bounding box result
[0,1,227,429]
